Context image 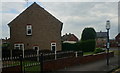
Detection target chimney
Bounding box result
[5,37,7,43]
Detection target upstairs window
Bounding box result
[26,24,32,35]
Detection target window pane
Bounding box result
[15,47,19,49]
[15,44,19,46]
[52,46,55,52]
[20,45,23,50]
[26,25,32,35]
[28,29,31,34]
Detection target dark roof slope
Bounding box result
[115,33,120,39]
[96,31,107,38]
[62,33,79,41]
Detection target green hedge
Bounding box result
[62,39,96,52]
[62,43,81,51]
[79,40,96,52]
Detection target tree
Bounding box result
[81,27,96,41]
[2,43,10,50]
[80,27,96,52]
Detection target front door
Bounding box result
[51,43,56,53]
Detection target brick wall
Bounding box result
[43,52,114,71]
[2,66,21,73]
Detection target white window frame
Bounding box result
[14,43,24,58]
[33,46,39,61]
[14,44,24,50]
[26,25,32,35]
[51,43,56,52]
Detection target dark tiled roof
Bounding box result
[62,33,79,41]
[96,32,107,38]
[115,33,120,39]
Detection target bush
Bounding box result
[62,43,81,51]
[94,48,105,54]
[79,40,96,52]
[2,43,10,50]
[81,28,96,41]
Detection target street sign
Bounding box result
[107,43,110,49]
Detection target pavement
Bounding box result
[58,48,120,72]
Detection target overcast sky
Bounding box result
[0,0,119,39]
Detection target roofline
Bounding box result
[8,2,63,27]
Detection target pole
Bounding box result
[40,53,43,72]
[20,55,23,73]
[55,49,57,60]
[107,29,109,66]
[10,49,12,60]
[37,48,39,62]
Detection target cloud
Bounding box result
[1,2,26,13]
[1,2,27,38]
[1,0,119,2]
[41,2,118,39]
[0,2,118,39]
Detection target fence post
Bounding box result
[55,51,57,60]
[75,51,78,58]
[20,55,23,73]
[81,51,83,56]
[40,53,43,73]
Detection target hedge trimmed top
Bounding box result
[81,28,96,41]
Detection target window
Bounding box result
[26,25,32,35]
[14,44,24,50]
[51,43,56,52]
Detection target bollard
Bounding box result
[75,51,78,58]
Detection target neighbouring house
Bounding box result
[1,37,10,50]
[115,33,120,47]
[110,39,117,47]
[96,31,107,48]
[8,2,63,53]
[62,33,79,43]
[1,37,9,44]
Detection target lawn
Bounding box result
[24,65,40,72]
[83,50,114,56]
[83,52,94,55]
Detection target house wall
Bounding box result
[115,34,120,47]
[96,38,107,48]
[9,3,62,51]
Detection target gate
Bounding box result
[23,54,41,73]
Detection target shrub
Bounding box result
[79,40,96,52]
[94,48,105,54]
[2,43,10,50]
[62,43,81,51]
[80,27,96,52]
[81,28,96,41]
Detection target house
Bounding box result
[115,33,120,47]
[8,2,63,52]
[1,37,9,44]
[110,39,117,47]
[96,31,107,48]
[62,33,79,43]
[1,37,10,50]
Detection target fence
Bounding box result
[2,51,83,73]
